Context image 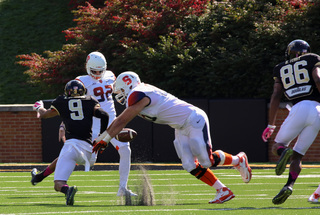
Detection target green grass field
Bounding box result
[1,166,320,215]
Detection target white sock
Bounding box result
[231,155,240,166]
[315,184,320,194]
[117,145,131,189]
[212,180,225,190]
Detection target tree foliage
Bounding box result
[17,0,320,99]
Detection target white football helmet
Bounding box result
[114,71,141,105]
[86,51,107,80]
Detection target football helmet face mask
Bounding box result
[285,39,311,60]
[86,51,107,80]
[114,71,141,105]
[64,80,87,97]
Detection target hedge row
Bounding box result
[17,0,320,100]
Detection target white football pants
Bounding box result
[54,139,96,181]
[275,100,320,155]
[173,108,213,172]
[92,113,131,189]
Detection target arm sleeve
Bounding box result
[128,91,147,106]
[94,108,109,134]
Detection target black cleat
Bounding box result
[272,186,293,205]
[275,148,293,175]
[66,186,78,206]
[30,168,39,185]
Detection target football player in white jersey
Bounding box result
[93,71,252,204]
[31,52,136,197]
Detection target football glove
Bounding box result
[33,100,44,112]
[262,125,276,142]
[92,139,109,154]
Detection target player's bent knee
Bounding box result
[200,159,212,169]
[190,165,207,179]
[182,161,197,173]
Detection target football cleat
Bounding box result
[235,152,252,183]
[209,187,235,204]
[117,187,138,197]
[308,192,320,203]
[272,186,292,205]
[30,168,39,186]
[66,186,78,206]
[275,148,293,175]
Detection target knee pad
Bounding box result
[182,160,197,172]
[212,150,225,166]
[190,164,207,179]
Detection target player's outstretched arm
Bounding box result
[93,97,149,153]
[33,100,58,119]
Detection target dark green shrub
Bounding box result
[17,0,319,100]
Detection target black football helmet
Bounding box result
[285,39,311,60]
[64,80,87,97]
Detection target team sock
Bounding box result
[43,167,54,177]
[199,168,218,187]
[37,167,54,181]
[60,185,69,194]
[285,171,298,187]
[277,146,286,156]
[212,150,233,166]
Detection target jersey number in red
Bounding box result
[93,85,112,102]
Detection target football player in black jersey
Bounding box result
[262,39,320,204]
[32,80,109,206]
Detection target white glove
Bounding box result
[33,100,44,112]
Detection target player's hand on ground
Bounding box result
[33,100,44,112]
[262,125,276,142]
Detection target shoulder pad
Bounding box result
[76,75,94,87]
[102,70,116,81]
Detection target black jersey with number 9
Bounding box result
[50,95,100,144]
[273,53,320,105]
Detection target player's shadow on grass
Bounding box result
[309,185,320,188]
[29,203,134,208]
[202,206,320,211]
[7,196,61,199]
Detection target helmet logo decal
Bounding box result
[65,80,86,97]
[86,55,90,63]
[73,86,78,95]
[122,75,132,85]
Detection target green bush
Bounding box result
[16,0,320,100]
[0,0,75,103]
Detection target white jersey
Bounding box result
[76,71,116,118]
[76,72,129,149]
[127,83,214,172]
[126,83,194,129]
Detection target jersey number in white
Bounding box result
[69,99,84,120]
[280,60,310,89]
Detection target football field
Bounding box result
[1,165,320,215]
